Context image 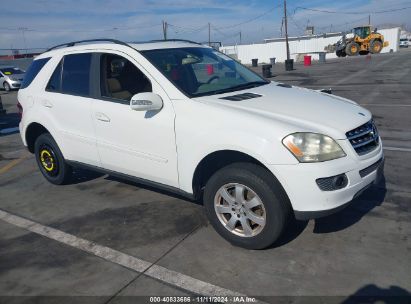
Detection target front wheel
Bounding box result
[203,163,291,249]
[3,82,10,92]
[345,42,360,56]
[34,133,73,185]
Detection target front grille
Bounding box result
[346,120,379,155]
[359,158,384,178]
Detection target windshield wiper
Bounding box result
[194,81,269,97]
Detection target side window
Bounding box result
[61,53,92,96]
[46,60,62,92]
[20,57,51,89]
[100,54,152,102]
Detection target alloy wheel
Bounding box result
[214,183,266,237]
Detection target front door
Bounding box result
[92,51,179,187]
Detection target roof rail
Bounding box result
[148,39,203,45]
[46,38,130,52]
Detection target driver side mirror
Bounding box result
[130,92,163,111]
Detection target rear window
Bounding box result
[61,53,92,96]
[20,57,50,89]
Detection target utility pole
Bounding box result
[208,22,211,46]
[18,27,28,55]
[239,31,242,45]
[283,0,292,70]
[162,20,167,40]
[280,18,284,37]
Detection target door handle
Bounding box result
[95,112,111,122]
[42,100,53,108]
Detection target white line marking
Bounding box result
[383,146,411,152]
[0,209,253,300]
[0,127,19,134]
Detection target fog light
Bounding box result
[316,174,348,191]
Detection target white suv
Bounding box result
[18,39,384,249]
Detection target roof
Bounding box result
[264,32,343,43]
[36,39,207,59]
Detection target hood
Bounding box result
[6,73,25,81]
[194,82,371,139]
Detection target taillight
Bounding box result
[17,102,23,119]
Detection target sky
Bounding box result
[0,0,410,51]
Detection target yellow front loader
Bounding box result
[326,26,389,57]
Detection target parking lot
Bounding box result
[1,49,410,303]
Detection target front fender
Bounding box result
[176,128,298,194]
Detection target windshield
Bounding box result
[0,67,25,75]
[142,47,268,97]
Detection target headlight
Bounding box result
[10,77,19,81]
[282,133,346,162]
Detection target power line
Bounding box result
[315,16,369,31]
[0,23,160,33]
[287,10,305,33]
[167,23,208,35]
[215,4,282,30]
[294,5,411,15]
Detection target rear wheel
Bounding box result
[370,40,382,54]
[203,163,291,249]
[34,133,72,185]
[345,42,360,56]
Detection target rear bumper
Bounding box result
[268,142,384,220]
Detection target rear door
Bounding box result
[42,52,100,166]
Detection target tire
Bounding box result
[345,42,360,56]
[370,40,382,54]
[203,163,291,249]
[3,82,10,92]
[34,133,72,185]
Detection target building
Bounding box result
[220,27,401,64]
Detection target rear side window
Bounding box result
[61,53,92,96]
[46,60,62,92]
[20,57,50,89]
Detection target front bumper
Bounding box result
[269,141,384,220]
[9,81,21,89]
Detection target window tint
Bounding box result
[20,57,50,89]
[100,54,151,102]
[61,53,92,96]
[46,60,62,92]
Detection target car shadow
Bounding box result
[69,167,105,184]
[0,113,20,136]
[104,175,201,205]
[341,284,410,304]
[313,175,387,234]
[269,218,309,248]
